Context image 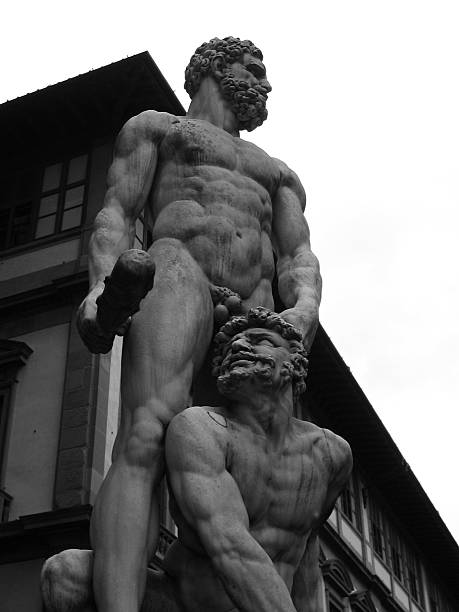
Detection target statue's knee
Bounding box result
[125,418,165,469]
[41,550,93,612]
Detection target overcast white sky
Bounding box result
[2,1,459,544]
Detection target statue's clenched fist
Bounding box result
[77,283,118,354]
[77,249,155,354]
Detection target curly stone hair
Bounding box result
[212,307,309,399]
[185,36,263,98]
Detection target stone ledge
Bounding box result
[0,505,92,564]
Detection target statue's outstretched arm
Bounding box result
[166,408,297,612]
[272,160,322,353]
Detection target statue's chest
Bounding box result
[163,119,278,192]
[228,435,327,531]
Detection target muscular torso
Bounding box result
[165,408,334,611]
[149,116,280,301]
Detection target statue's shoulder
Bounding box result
[241,138,278,166]
[293,419,325,446]
[167,407,229,464]
[272,157,304,191]
[170,406,229,437]
[320,427,353,477]
[272,157,289,174]
[293,420,352,469]
[293,417,320,434]
[120,110,178,141]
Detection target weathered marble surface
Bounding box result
[42,309,351,612]
[45,36,326,612]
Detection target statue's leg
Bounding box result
[41,550,94,612]
[41,550,182,612]
[90,240,214,612]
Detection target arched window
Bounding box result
[321,558,354,612]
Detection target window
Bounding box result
[387,525,424,605]
[429,599,438,612]
[369,501,388,562]
[35,155,88,239]
[339,475,362,531]
[159,477,176,535]
[153,477,177,566]
[370,497,427,608]
[428,581,454,612]
[322,558,354,611]
[429,582,440,612]
[0,154,89,251]
[0,202,34,249]
[0,167,38,250]
[328,599,345,612]
[388,527,404,582]
[405,549,423,606]
[133,212,153,251]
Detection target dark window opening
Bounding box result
[369,501,388,563]
[339,476,362,532]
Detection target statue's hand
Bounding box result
[78,250,154,354]
[279,308,308,335]
[279,307,318,354]
[77,283,128,354]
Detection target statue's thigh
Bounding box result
[120,241,214,415]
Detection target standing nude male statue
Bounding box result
[76,37,322,612]
[42,309,351,612]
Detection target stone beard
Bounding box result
[217,350,293,397]
[219,72,269,132]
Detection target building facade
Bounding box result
[0,54,457,611]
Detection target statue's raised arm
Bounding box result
[272,159,322,353]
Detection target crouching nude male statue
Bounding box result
[70,35,322,612]
[42,308,352,612]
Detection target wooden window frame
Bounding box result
[35,154,89,240]
[0,153,89,253]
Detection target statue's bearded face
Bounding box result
[218,54,271,132]
[217,328,293,399]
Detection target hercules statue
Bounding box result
[47,37,324,612]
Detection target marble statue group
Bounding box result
[41,37,352,612]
